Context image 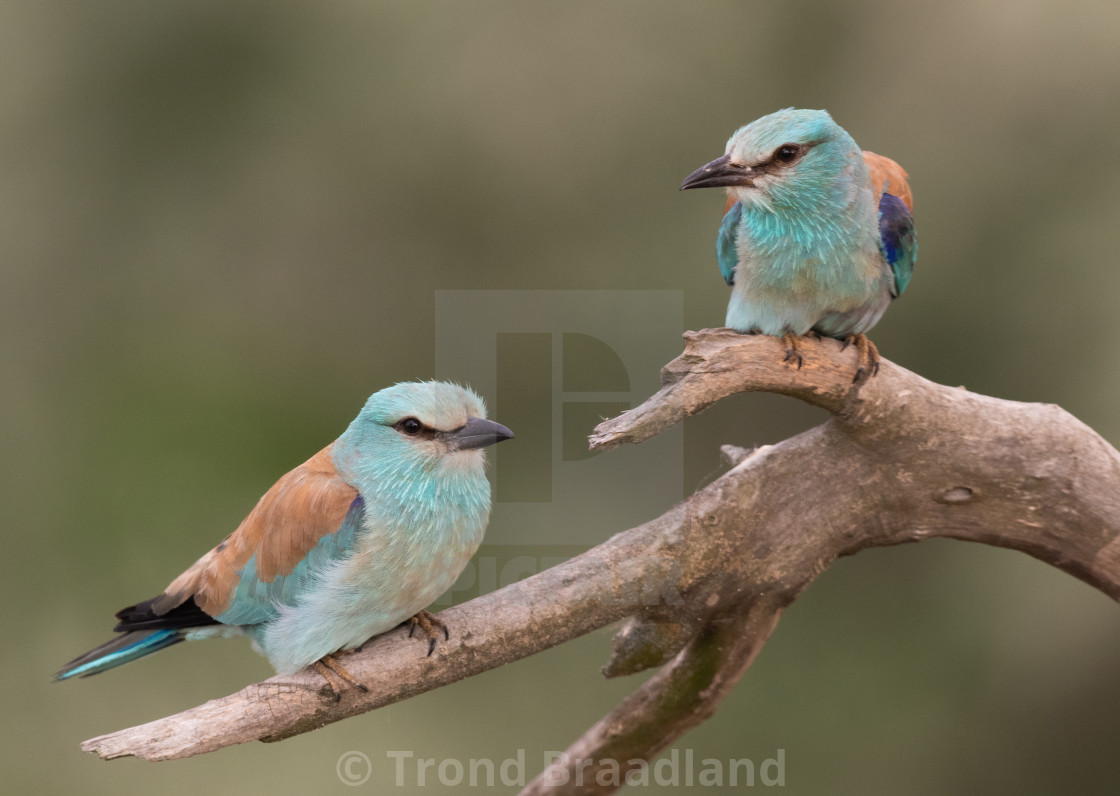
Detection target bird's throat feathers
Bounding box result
[732,150,880,292]
[332,441,490,537]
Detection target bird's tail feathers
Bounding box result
[54,629,184,680]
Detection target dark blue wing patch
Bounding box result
[878,193,917,297]
[716,201,742,287]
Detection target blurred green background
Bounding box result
[4,1,1120,793]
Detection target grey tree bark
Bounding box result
[80,330,1120,795]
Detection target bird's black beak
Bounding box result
[447,417,515,451]
[680,153,755,191]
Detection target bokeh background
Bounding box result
[4,1,1120,793]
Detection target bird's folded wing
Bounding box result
[145,445,363,625]
[877,193,917,297]
[863,151,917,298]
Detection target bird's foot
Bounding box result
[780,332,805,370]
[312,652,369,702]
[405,609,449,656]
[841,334,880,382]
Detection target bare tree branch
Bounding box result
[524,600,783,795]
[81,329,1120,793]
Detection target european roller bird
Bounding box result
[56,381,513,698]
[680,108,917,380]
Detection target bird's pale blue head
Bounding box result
[333,381,513,484]
[681,108,863,212]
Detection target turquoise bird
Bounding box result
[680,108,917,380]
[56,381,513,697]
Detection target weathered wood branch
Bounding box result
[82,329,1120,796]
[524,600,784,795]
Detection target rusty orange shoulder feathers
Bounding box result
[153,445,358,617]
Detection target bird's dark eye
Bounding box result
[398,417,423,435]
[775,144,800,163]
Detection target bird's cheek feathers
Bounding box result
[398,438,489,475]
[438,447,489,476]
